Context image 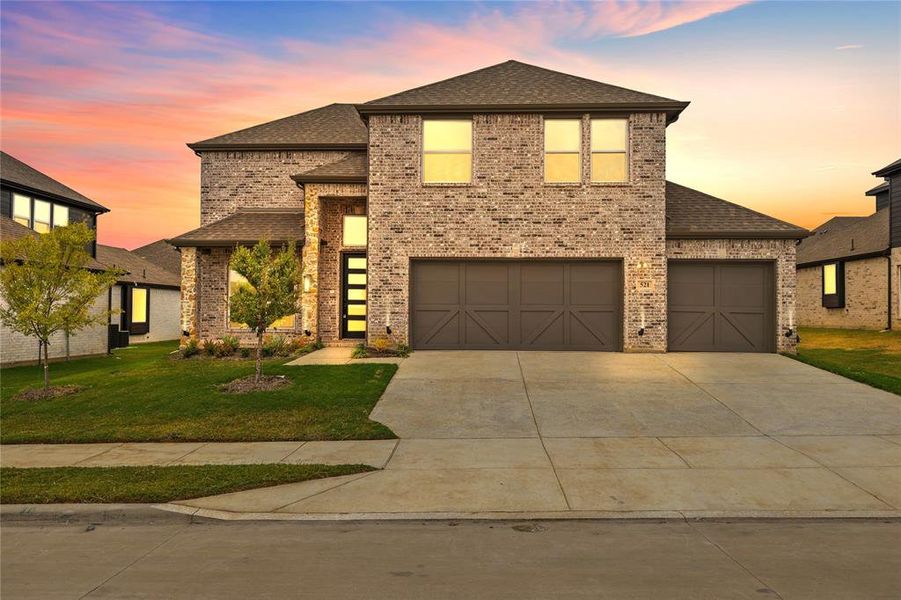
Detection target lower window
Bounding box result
[821,261,845,308]
[129,287,150,335]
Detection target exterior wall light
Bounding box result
[302,274,312,293]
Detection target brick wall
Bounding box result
[199,150,350,225]
[667,239,799,353]
[797,256,890,330]
[366,112,668,351]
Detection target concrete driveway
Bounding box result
[171,351,901,519]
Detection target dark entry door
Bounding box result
[342,253,367,339]
[410,260,622,350]
[667,261,775,352]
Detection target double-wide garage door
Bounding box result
[668,261,775,352]
[411,260,622,350]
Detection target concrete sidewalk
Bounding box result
[285,346,404,365]
[0,440,398,468]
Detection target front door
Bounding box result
[342,253,367,339]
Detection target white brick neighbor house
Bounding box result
[172,61,809,353]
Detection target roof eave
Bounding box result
[872,159,901,177]
[167,238,304,248]
[797,247,891,268]
[667,229,810,240]
[290,174,367,184]
[0,179,110,214]
[355,101,690,124]
[186,142,367,152]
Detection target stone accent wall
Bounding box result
[301,183,367,342]
[666,239,799,353]
[797,256,890,330]
[199,150,351,225]
[366,112,668,351]
[179,247,198,338]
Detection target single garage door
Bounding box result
[411,260,622,350]
[668,261,775,352]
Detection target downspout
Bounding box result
[888,253,893,331]
[107,285,113,354]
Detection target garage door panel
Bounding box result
[412,260,622,350]
[668,261,774,353]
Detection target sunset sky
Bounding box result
[1,0,898,249]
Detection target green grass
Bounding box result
[0,464,373,504]
[0,341,397,443]
[789,328,901,395]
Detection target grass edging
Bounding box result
[0,464,374,504]
[784,352,900,396]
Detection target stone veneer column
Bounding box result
[179,247,198,341]
[301,185,321,340]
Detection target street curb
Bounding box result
[0,504,213,525]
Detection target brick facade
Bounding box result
[797,256,891,330]
[366,112,668,351]
[667,239,799,353]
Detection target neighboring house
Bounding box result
[172,60,808,353]
[796,158,901,331]
[134,239,182,278]
[0,152,181,365]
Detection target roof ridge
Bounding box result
[363,61,517,105]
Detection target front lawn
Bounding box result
[1,341,397,443]
[791,328,901,395]
[0,464,373,504]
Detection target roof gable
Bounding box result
[360,60,688,122]
[188,103,368,151]
[797,208,889,266]
[1,152,108,212]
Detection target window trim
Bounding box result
[543,117,582,185]
[126,286,150,336]
[9,193,74,231]
[226,265,298,332]
[421,118,474,185]
[590,117,630,184]
[821,261,845,308]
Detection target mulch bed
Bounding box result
[13,385,84,401]
[218,375,291,394]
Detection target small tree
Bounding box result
[0,222,120,390]
[228,240,300,383]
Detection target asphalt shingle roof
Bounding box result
[168,208,304,248]
[188,104,368,150]
[872,158,901,178]
[133,239,181,277]
[96,244,181,288]
[292,152,367,183]
[665,182,808,239]
[796,208,889,266]
[1,152,108,212]
[360,60,689,122]
[865,181,889,196]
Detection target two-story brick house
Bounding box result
[172,61,807,353]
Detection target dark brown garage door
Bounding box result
[668,261,775,352]
[411,260,622,350]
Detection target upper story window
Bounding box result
[822,261,845,308]
[343,215,367,247]
[422,120,472,184]
[544,119,581,183]
[11,192,72,232]
[591,119,628,182]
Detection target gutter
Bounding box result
[796,248,891,269]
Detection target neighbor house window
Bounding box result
[54,204,69,227]
[129,287,149,335]
[822,262,845,308]
[32,200,51,233]
[12,194,30,227]
[228,269,296,330]
[422,119,472,183]
[591,118,628,182]
[343,215,367,247]
[544,119,581,183]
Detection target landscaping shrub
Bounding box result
[240,347,251,359]
[262,335,290,357]
[371,336,392,353]
[202,339,218,356]
[351,343,369,359]
[181,338,199,358]
[220,335,240,355]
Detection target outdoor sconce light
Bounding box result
[636,259,651,271]
[784,328,794,338]
[302,274,312,293]
[386,325,392,335]
[638,328,645,337]
[303,329,311,337]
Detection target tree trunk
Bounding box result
[43,341,50,390]
[255,331,263,384]
[65,331,71,361]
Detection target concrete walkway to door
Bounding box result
[162,351,901,520]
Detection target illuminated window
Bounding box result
[12,194,30,227]
[544,119,581,183]
[822,262,845,308]
[423,120,472,183]
[228,269,296,330]
[54,204,69,227]
[131,288,148,323]
[343,215,367,247]
[33,200,51,233]
[591,119,628,182]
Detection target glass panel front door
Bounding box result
[342,253,367,339]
